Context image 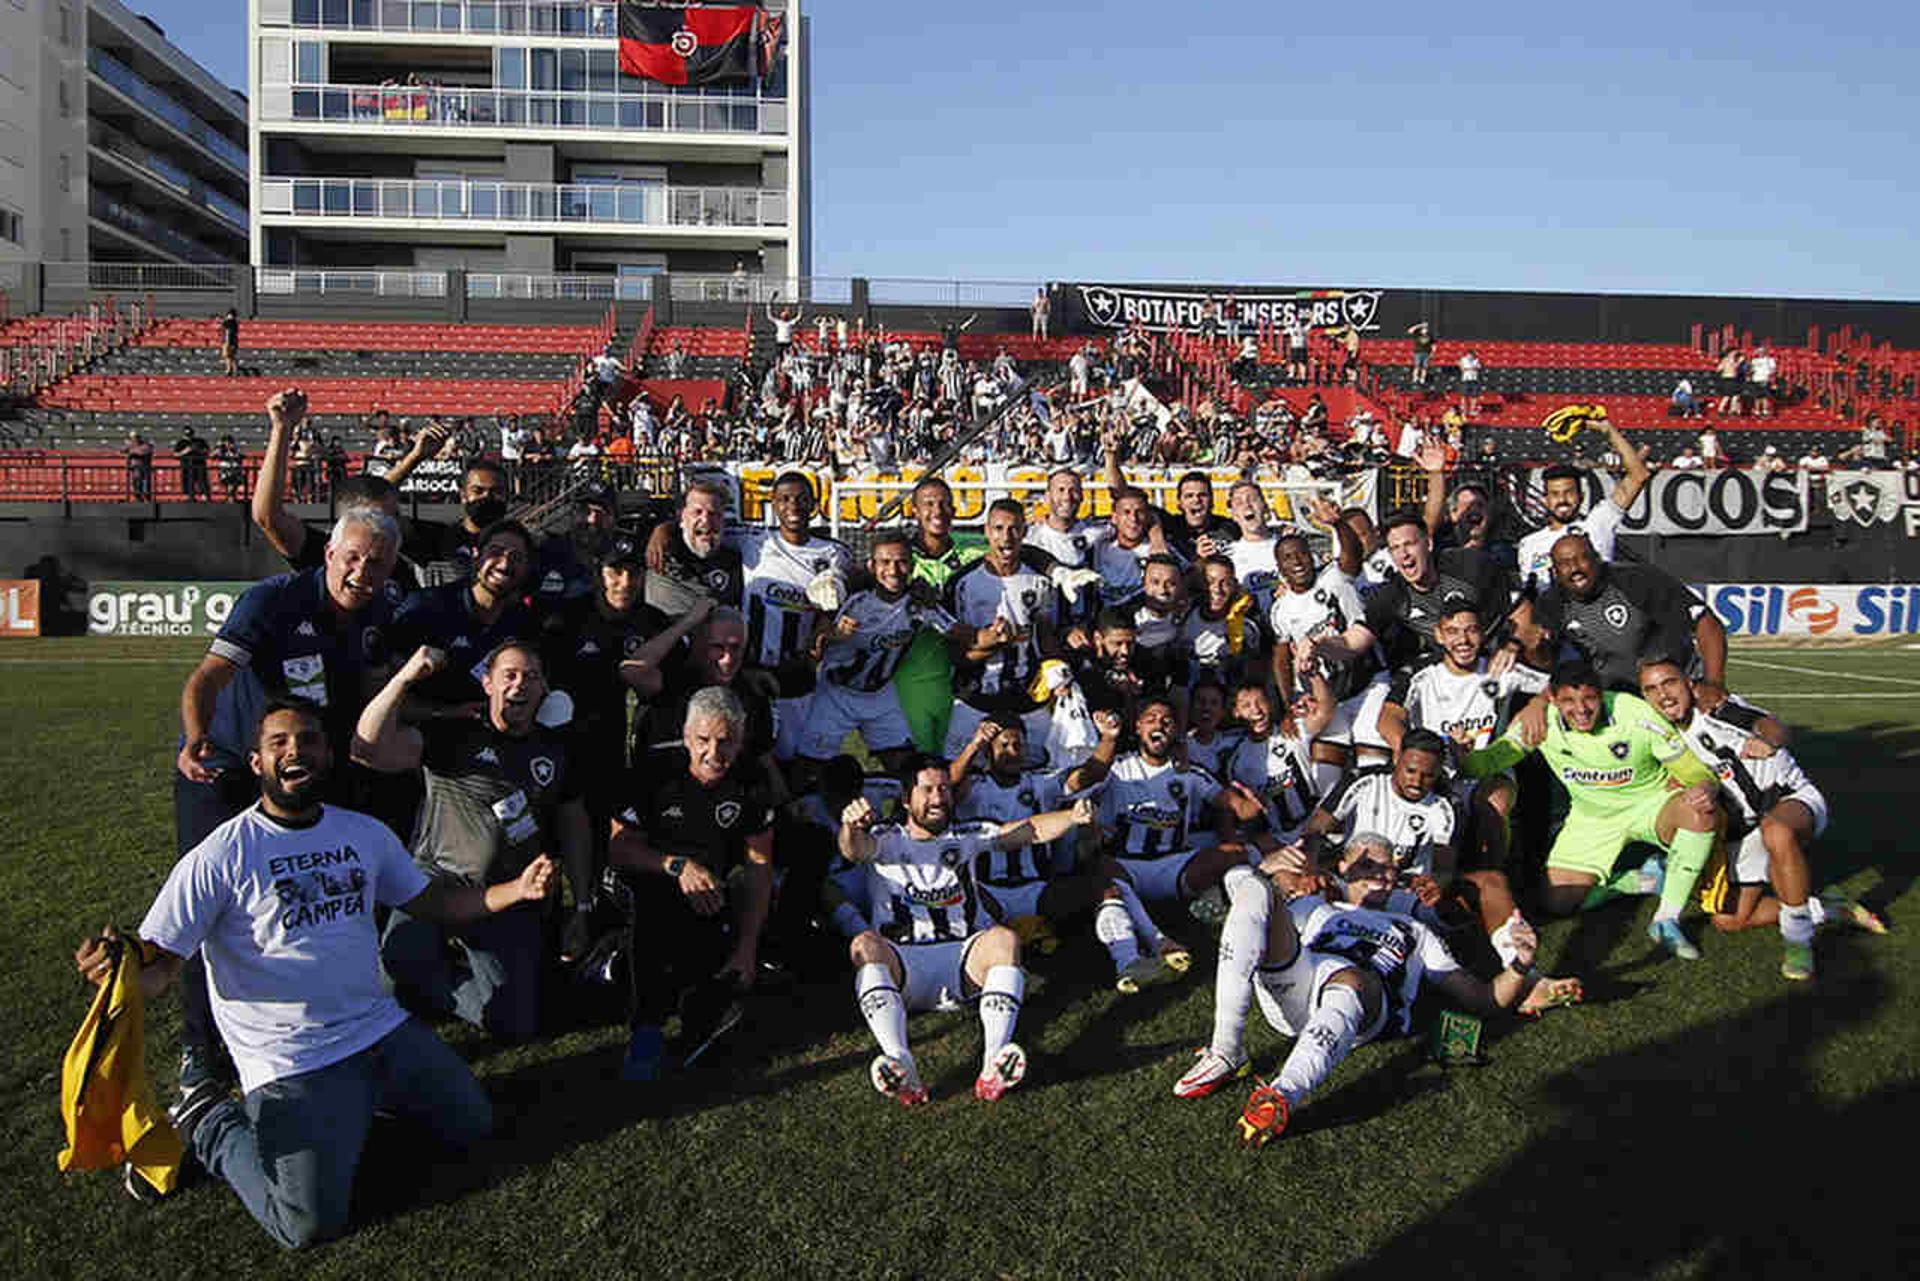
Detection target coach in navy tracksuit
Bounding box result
[169,508,402,1089]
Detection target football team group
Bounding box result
[72,393,1886,1248]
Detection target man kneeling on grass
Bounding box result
[73,699,553,1248]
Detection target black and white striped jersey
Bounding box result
[737,527,852,669]
[1318,767,1456,878]
[949,560,1058,708]
[1225,730,1320,839]
[1097,754,1223,859]
[1675,696,1815,827]
[863,821,997,946]
[958,769,1069,887]
[1268,563,1383,701]
[818,589,956,693]
[1387,656,1549,762]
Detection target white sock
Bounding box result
[1113,877,1163,952]
[978,965,1025,1070]
[1209,872,1270,1060]
[828,902,868,939]
[1273,982,1367,1108]
[1808,896,1832,927]
[1779,901,1815,946]
[1095,896,1140,975]
[855,963,911,1070]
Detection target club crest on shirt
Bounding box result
[706,569,730,590]
[1603,602,1631,630]
[940,845,963,867]
[1610,741,1631,759]
[530,756,555,787]
[1168,780,1187,802]
[363,626,382,654]
[1408,814,1425,831]
[1481,680,1500,699]
[715,800,742,828]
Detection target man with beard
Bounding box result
[78,699,553,1241]
[1097,698,1264,928]
[1118,554,1190,696]
[801,530,970,773]
[390,520,541,718]
[171,508,401,1092]
[841,756,1095,1106]
[643,480,743,615]
[610,686,779,1081]
[1534,534,1725,696]
[945,500,1062,760]
[1023,467,1109,624]
[1514,417,1652,595]
[1636,657,1886,980]
[1087,486,1178,609]
[637,608,779,777]
[531,485,624,610]
[355,642,589,1043]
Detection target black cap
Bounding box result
[598,533,642,569]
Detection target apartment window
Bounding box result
[530,48,556,91]
[496,47,525,89]
[294,41,323,84]
[57,153,71,193]
[0,208,21,246]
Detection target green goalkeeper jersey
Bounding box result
[1465,690,1710,815]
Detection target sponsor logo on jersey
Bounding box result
[1125,806,1181,830]
[662,805,684,820]
[1561,765,1635,786]
[295,621,318,637]
[761,581,812,609]
[902,883,964,908]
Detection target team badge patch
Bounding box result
[1168,780,1187,802]
[530,756,556,787]
[1610,741,1630,760]
[940,846,962,867]
[706,569,730,590]
[1409,814,1425,832]
[715,800,742,828]
[1603,602,1631,630]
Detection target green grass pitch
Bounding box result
[3,637,1916,1279]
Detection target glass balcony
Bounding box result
[90,123,249,231]
[89,192,231,264]
[259,177,788,230]
[268,80,785,136]
[270,0,783,35]
[88,51,248,173]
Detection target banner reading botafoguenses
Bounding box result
[86,581,254,637]
[1060,283,1390,334]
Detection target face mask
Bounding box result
[465,496,506,527]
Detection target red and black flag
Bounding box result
[618,4,759,86]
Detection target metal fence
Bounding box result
[43,262,247,294]
[258,177,787,229]
[255,268,450,298]
[866,278,1040,309]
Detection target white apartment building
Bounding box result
[248,0,808,297]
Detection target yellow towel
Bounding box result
[57,940,184,1194]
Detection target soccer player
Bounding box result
[1178,858,1580,1136]
[76,699,553,1244]
[1118,553,1190,696]
[1223,481,1291,615]
[1514,417,1653,594]
[1222,674,1335,847]
[1088,486,1178,608]
[1292,730,1461,915]
[1178,556,1267,691]
[1378,601,1549,930]
[1534,534,1726,696]
[801,529,971,770]
[1636,658,1886,979]
[608,686,780,1080]
[1097,698,1264,923]
[945,499,1062,759]
[1268,529,1389,781]
[355,642,591,1044]
[949,713,1187,993]
[1183,679,1245,778]
[840,757,1095,1105]
[893,476,984,754]
[1463,661,1721,959]
[1024,466,1111,569]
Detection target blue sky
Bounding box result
[134,0,1918,298]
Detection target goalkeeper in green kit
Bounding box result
[1464,660,1722,960]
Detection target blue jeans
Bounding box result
[381,904,543,1044]
[193,1018,492,1249]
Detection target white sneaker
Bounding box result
[869,1054,928,1107]
[975,1043,1028,1101]
[1173,1048,1250,1099]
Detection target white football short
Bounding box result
[801,681,914,759]
[1732,784,1829,885]
[1321,672,1393,752]
[894,932,991,1012]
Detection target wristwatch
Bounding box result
[665,856,687,878]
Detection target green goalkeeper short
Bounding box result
[1546,788,1672,879]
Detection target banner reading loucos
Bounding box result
[1059,283,1392,335]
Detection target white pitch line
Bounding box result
[1737,657,1920,688]
[1738,691,1920,699]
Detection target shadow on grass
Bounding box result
[1325,967,1900,1280]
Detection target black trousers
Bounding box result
[623,871,734,1029]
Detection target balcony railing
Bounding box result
[258,177,788,230]
[87,51,248,173]
[265,0,784,36]
[264,81,786,136]
[256,268,450,297]
[88,193,232,265]
[89,124,249,232]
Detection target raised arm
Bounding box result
[1598,417,1652,511]
[837,796,881,863]
[401,855,555,925]
[991,798,1096,852]
[177,654,240,782]
[352,645,440,772]
[380,419,449,489]
[252,389,311,559]
[1063,710,1123,792]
